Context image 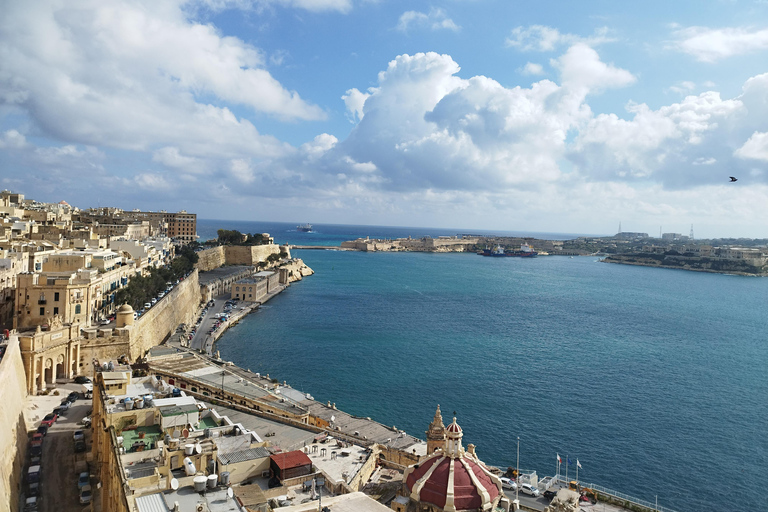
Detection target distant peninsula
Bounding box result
[320,232,768,276]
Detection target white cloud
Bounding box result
[192,0,353,14]
[134,172,172,190]
[505,25,614,52]
[521,62,545,76]
[152,147,205,173]
[735,131,768,161]
[342,88,372,123]
[670,26,768,62]
[0,129,28,149]
[229,158,256,183]
[552,44,636,94]
[668,81,696,95]
[397,8,460,32]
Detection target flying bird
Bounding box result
[729,176,738,182]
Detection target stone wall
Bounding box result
[0,336,29,512]
[195,244,286,272]
[128,271,202,360]
[195,246,226,272]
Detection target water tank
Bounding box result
[207,474,217,489]
[164,434,172,445]
[193,475,207,492]
[102,362,109,371]
[144,396,153,407]
[204,428,211,438]
[117,436,124,446]
[184,444,194,455]
[125,399,134,410]
[107,361,114,371]
[220,472,230,486]
[135,397,144,409]
[183,457,197,476]
[169,438,179,450]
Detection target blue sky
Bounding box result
[2,0,768,237]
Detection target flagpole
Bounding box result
[576,462,579,483]
[565,455,568,484]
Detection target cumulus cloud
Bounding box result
[670,25,768,62]
[342,88,372,123]
[735,132,768,161]
[553,44,636,94]
[0,129,28,149]
[397,8,460,32]
[506,25,614,51]
[193,0,353,14]
[0,0,322,155]
[520,62,545,76]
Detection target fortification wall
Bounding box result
[225,245,283,265]
[195,246,226,272]
[196,245,284,271]
[129,271,202,360]
[0,336,29,512]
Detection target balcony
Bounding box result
[38,299,46,305]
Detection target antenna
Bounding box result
[690,224,694,240]
[659,226,662,238]
[618,221,621,234]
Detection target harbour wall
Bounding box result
[0,336,29,512]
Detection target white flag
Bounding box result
[577,459,582,469]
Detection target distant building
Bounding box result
[231,271,280,302]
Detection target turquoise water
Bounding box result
[208,222,767,512]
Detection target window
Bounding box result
[75,305,81,314]
[53,307,59,315]
[54,292,60,302]
[39,307,44,316]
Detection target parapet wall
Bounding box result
[195,246,226,271]
[0,337,29,512]
[129,270,202,360]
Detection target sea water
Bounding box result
[203,220,767,512]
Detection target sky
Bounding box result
[1,0,768,238]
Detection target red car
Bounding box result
[41,413,58,427]
[30,433,44,447]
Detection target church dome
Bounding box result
[404,416,502,512]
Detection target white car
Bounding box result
[500,477,517,490]
[520,483,540,497]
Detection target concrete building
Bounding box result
[231,271,280,303]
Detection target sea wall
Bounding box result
[195,246,226,271]
[603,253,767,275]
[129,270,201,360]
[0,336,29,512]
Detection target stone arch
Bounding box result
[44,358,54,385]
[56,353,66,380]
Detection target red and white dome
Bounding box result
[403,416,505,512]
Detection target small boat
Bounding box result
[297,223,313,232]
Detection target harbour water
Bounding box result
[202,220,767,512]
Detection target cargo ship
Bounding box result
[297,223,313,232]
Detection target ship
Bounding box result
[297,223,313,232]
[478,243,537,257]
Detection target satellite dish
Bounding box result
[182,429,189,439]
[172,429,181,438]
[170,478,179,490]
[331,415,335,423]
[195,443,202,454]
[227,487,233,499]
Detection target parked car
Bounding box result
[79,484,92,504]
[24,496,39,511]
[500,477,517,490]
[543,490,556,501]
[36,424,48,437]
[27,480,41,497]
[520,483,540,497]
[59,400,71,410]
[30,433,44,446]
[77,471,90,489]
[67,391,79,402]
[52,406,67,416]
[74,440,87,453]
[41,413,57,427]
[74,376,91,384]
[144,302,152,309]
[73,430,85,442]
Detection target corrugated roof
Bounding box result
[271,450,312,470]
[218,446,271,465]
[135,493,170,512]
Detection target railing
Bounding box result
[554,476,681,512]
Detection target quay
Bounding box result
[288,245,349,250]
